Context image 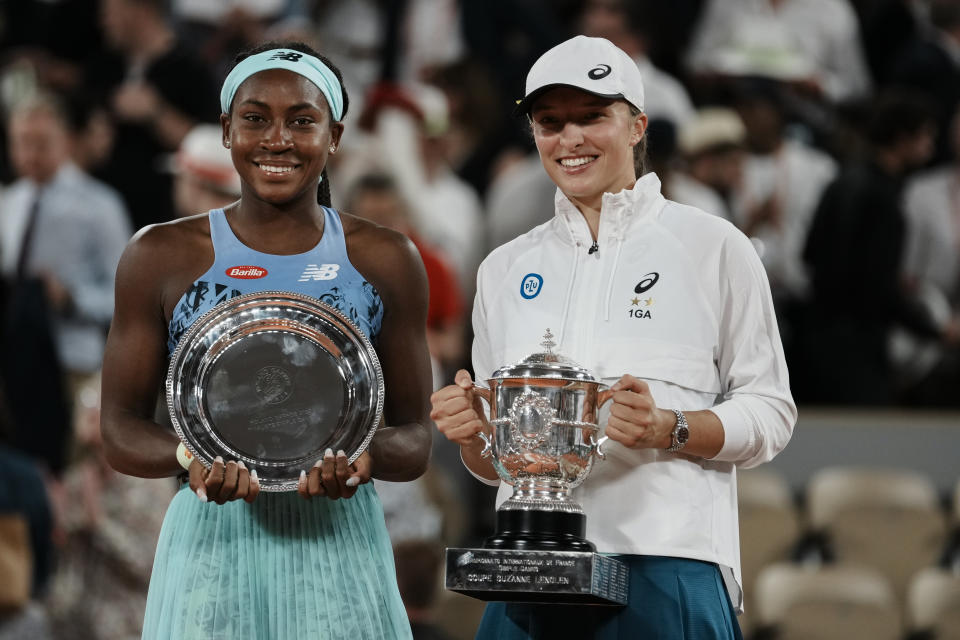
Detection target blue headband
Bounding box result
[220,49,344,121]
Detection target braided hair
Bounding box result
[230,41,350,207]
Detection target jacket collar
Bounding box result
[554,172,666,242]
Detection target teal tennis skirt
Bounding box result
[142,483,411,640]
[475,555,742,640]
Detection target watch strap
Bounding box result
[666,409,689,452]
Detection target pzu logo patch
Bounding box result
[520,273,543,299]
[628,272,659,319]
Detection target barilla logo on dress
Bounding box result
[226,265,268,279]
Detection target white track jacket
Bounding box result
[470,173,797,610]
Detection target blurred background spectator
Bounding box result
[86,0,219,231]
[672,107,747,218]
[344,172,466,386]
[802,92,942,404]
[3,2,960,638]
[171,123,241,218]
[0,393,53,640]
[0,92,130,477]
[887,0,960,165]
[686,0,872,105]
[337,81,484,300]
[897,101,960,405]
[730,80,839,371]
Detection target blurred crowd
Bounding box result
[2,0,960,638]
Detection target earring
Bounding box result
[329,145,336,153]
[225,141,231,148]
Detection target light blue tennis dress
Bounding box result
[142,208,411,640]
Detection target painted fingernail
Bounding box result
[299,469,307,487]
[337,449,346,458]
[345,477,360,487]
[324,448,334,458]
[214,455,224,464]
[250,469,259,484]
[196,488,208,502]
[312,458,323,468]
[238,460,247,470]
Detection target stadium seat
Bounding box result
[906,566,960,640]
[805,466,947,603]
[753,562,900,640]
[737,467,800,634]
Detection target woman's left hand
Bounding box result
[298,449,372,500]
[605,374,674,450]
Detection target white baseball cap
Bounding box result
[515,35,645,116]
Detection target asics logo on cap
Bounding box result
[588,64,612,80]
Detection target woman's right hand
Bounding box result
[429,369,489,448]
[189,456,260,505]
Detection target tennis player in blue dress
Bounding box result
[100,42,433,639]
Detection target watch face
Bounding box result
[677,426,690,443]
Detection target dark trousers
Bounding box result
[475,556,743,640]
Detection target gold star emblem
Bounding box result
[631,297,640,306]
[644,297,654,306]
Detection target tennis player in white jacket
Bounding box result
[430,35,796,639]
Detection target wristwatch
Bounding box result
[666,409,689,452]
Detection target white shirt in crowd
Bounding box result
[734,138,838,299]
[686,0,871,103]
[634,55,696,128]
[0,163,131,373]
[903,166,960,301]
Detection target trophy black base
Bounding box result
[484,508,596,552]
[445,547,628,605]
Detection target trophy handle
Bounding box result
[470,383,493,458]
[598,388,614,406]
[475,430,493,458]
[590,435,609,460]
[472,383,492,404]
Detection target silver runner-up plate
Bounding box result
[166,291,384,492]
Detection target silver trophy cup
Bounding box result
[473,330,613,551]
[444,330,629,605]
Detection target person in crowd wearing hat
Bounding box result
[430,35,796,638]
[172,123,242,217]
[670,107,748,220]
[100,41,433,639]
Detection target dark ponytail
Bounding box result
[318,168,332,207]
[231,41,349,208]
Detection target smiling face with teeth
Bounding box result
[530,86,646,212]
[221,68,344,208]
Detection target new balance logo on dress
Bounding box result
[298,264,340,281]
